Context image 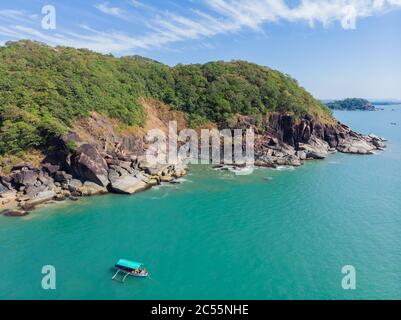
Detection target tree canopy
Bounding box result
[0,40,332,156]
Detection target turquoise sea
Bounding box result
[0,105,400,300]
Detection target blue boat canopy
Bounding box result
[116,259,144,270]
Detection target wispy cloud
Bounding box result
[1,0,401,54]
[94,2,124,17]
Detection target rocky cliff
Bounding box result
[0,41,387,216]
[0,106,386,216]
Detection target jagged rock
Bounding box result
[69,144,109,187]
[67,179,83,193]
[12,170,39,186]
[371,139,386,149]
[160,175,174,182]
[368,134,387,142]
[41,163,60,175]
[171,164,187,178]
[109,176,150,195]
[138,161,167,176]
[25,185,46,198]
[296,151,307,161]
[337,137,375,154]
[299,136,330,159]
[80,181,108,196]
[37,173,55,188]
[117,161,135,174]
[54,171,73,183]
[106,158,120,166]
[54,194,67,201]
[0,176,12,189]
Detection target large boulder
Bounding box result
[23,190,56,208]
[54,171,73,183]
[299,136,330,159]
[67,179,83,193]
[12,170,39,186]
[41,163,60,175]
[69,144,109,187]
[110,176,150,195]
[25,185,46,198]
[337,137,376,154]
[80,181,108,196]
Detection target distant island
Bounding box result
[324,98,377,111]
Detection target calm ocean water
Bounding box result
[0,105,400,300]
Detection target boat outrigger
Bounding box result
[112,259,149,283]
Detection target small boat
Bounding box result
[112,259,149,283]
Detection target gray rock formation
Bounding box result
[0,112,384,216]
[68,144,109,187]
[110,176,150,194]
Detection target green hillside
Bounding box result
[0,40,332,156]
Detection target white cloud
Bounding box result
[94,2,124,17]
[204,0,401,30]
[1,1,401,54]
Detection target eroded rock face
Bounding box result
[253,113,385,167]
[68,144,109,187]
[0,111,385,216]
[299,136,331,160]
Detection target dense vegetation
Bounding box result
[325,98,375,111]
[0,40,332,156]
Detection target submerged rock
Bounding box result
[23,190,57,209]
[2,209,29,217]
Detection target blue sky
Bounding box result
[0,0,400,99]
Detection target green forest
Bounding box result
[0,40,332,156]
[325,98,375,111]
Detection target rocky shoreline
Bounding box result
[251,114,387,168]
[0,150,187,217]
[0,114,386,217]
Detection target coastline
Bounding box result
[0,113,387,217]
